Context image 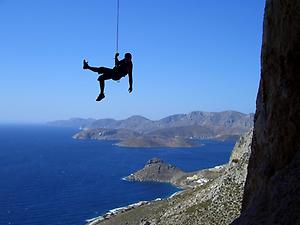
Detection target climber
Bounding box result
[83,52,133,101]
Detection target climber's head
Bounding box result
[124,53,132,62]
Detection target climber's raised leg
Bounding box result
[83,60,113,74]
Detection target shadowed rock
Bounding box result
[232,0,300,224]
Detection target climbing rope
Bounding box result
[116,0,120,53]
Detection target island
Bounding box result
[50,111,253,148]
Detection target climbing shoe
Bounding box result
[96,93,105,101]
[83,60,89,69]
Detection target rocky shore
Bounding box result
[86,201,150,225]
[124,157,226,189]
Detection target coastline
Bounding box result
[85,189,184,225]
[85,159,224,224]
[121,175,186,190]
[85,162,228,225]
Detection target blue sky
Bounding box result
[0,0,265,123]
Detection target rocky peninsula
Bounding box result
[125,158,186,185]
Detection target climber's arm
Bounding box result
[128,64,133,93]
[115,53,120,66]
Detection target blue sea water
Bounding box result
[0,125,235,225]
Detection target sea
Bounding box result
[0,125,235,225]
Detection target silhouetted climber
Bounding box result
[83,53,133,101]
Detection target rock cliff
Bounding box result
[232,0,300,224]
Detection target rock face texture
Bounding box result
[232,0,300,224]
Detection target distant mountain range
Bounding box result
[48,111,254,147]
